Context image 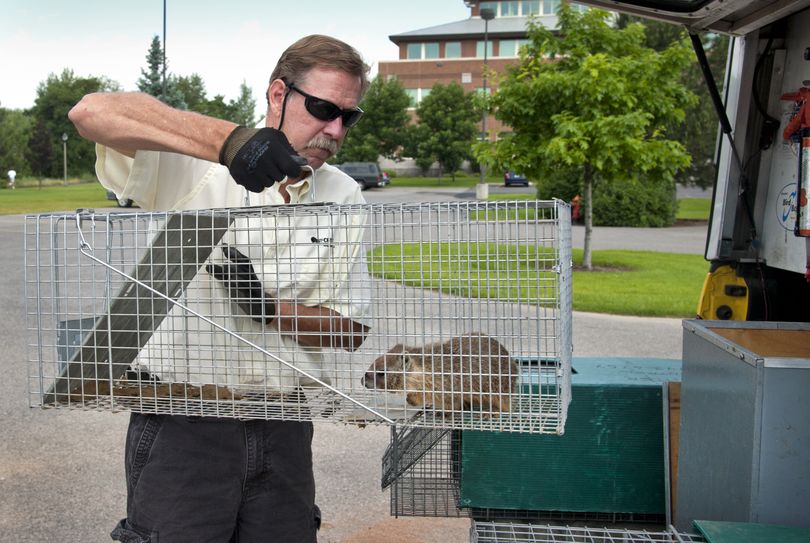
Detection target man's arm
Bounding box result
[275,302,369,352]
[69,91,302,191]
[69,92,235,160]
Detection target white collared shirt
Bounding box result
[94,145,372,391]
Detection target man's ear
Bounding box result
[266,79,287,121]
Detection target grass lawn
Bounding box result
[0,183,110,215]
[677,198,711,220]
[368,243,706,318]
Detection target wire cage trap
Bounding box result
[382,425,666,524]
[470,522,706,543]
[25,200,571,433]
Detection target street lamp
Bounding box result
[61,133,68,185]
[477,7,496,200]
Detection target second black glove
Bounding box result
[219,126,304,193]
[206,245,276,324]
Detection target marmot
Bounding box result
[362,333,519,413]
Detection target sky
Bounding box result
[0,0,472,112]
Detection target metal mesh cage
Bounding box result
[471,523,706,542]
[25,200,572,433]
[383,426,666,523]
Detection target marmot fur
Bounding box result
[362,333,518,413]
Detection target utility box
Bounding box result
[676,320,810,531]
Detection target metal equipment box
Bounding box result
[676,320,810,531]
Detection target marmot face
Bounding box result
[362,344,410,390]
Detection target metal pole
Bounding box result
[476,8,494,200]
[161,0,167,101]
[479,17,489,185]
[62,134,67,185]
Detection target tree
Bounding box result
[618,16,730,188]
[229,81,258,127]
[137,36,186,108]
[413,82,478,180]
[335,75,411,163]
[475,5,694,269]
[30,69,119,177]
[25,118,54,177]
[173,73,208,112]
[0,108,34,176]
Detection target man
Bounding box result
[69,34,371,542]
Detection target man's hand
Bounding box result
[219,126,304,193]
[206,246,276,324]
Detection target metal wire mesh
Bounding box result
[384,426,666,523]
[25,200,571,433]
[470,522,706,543]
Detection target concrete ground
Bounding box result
[0,184,706,542]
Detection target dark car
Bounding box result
[504,171,529,187]
[106,189,134,208]
[336,162,389,190]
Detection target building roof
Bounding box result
[389,15,558,43]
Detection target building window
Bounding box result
[461,72,472,84]
[405,88,433,107]
[445,42,462,58]
[476,41,494,58]
[407,42,442,60]
[543,0,561,14]
[501,1,520,16]
[499,39,529,57]
[424,43,439,59]
[480,1,497,15]
[522,0,540,15]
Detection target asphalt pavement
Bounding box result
[0,184,707,543]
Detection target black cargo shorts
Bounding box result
[110,413,319,543]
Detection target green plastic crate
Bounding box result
[459,357,681,514]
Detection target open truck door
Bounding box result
[573,0,810,321]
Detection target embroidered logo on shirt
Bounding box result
[311,236,334,247]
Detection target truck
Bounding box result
[575,0,810,323]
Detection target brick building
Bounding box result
[378,0,561,143]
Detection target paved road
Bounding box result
[0,185,702,542]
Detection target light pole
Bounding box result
[476,7,495,200]
[61,133,68,185]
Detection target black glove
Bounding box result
[206,246,276,324]
[219,126,305,193]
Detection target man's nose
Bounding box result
[322,116,346,139]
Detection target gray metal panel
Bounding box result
[676,324,759,530]
[677,320,810,531]
[757,366,810,524]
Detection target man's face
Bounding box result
[266,67,363,170]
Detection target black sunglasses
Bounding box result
[287,83,364,128]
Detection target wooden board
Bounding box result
[44,212,232,405]
[712,328,810,358]
[667,381,681,524]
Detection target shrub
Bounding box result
[591,178,677,227]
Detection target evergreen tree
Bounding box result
[229,81,258,127]
[137,36,186,108]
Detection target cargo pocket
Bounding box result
[110,518,157,543]
[125,414,164,494]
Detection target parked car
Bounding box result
[106,189,134,208]
[336,162,389,189]
[504,171,529,187]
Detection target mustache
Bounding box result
[305,135,339,155]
